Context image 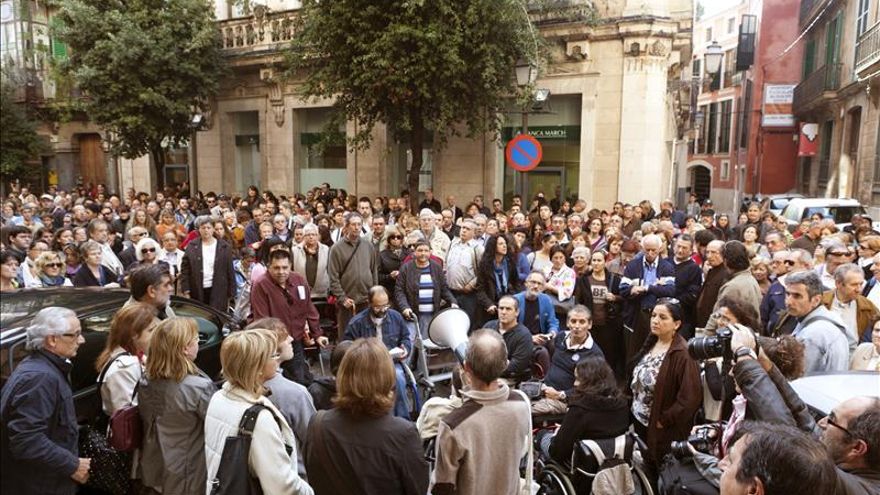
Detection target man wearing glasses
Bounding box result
[86,219,124,276]
[343,286,412,418]
[819,396,880,495]
[0,307,92,492]
[251,249,327,386]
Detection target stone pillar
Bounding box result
[347,122,388,198]
[263,81,294,195]
[617,44,672,206]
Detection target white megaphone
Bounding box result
[427,308,471,364]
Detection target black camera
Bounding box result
[687,326,734,363]
[670,425,717,459]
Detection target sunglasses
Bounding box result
[141,247,157,254]
[824,415,857,440]
[828,251,849,257]
[388,235,403,240]
[45,262,63,268]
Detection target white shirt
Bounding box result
[202,239,217,288]
[831,293,859,352]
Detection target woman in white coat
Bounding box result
[204,330,313,495]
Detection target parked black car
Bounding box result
[0,288,236,424]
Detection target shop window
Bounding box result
[298,107,347,193]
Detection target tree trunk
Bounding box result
[151,144,166,192]
[407,112,424,215]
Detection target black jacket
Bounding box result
[733,358,816,433]
[573,269,622,321]
[180,238,235,312]
[549,393,630,465]
[474,255,522,311]
[394,259,456,317]
[673,258,703,332]
[483,320,535,382]
[378,248,410,295]
[308,377,336,411]
[0,351,80,495]
[71,264,116,287]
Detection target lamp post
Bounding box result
[704,40,723,77]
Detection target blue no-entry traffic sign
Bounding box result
[505,134,543,172]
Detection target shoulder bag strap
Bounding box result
[97,351,131,386]
[339,240,362,280]
[584,439,607,465]
[238,404,266,437]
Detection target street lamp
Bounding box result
[704,41,724,75]
[515,60,538,87]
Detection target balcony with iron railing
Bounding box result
[793,63,842,114]
[855,22,880,78]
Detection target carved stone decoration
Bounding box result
[649,40,668,57]
[271,104,285,127]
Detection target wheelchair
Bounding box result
[401,314,459,419]
[534,430,655,495]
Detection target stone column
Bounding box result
[617,41,673,206]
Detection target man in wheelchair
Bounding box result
[529,305,605,415]
[343,285,413,418]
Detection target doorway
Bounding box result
[524,167,565,203]
[689,165,711,200]
[77,134,106,187]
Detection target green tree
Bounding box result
[287,0,537,207]
[54,0,224,189]
[0,80,46,186]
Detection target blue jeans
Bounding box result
[393,362,410,418]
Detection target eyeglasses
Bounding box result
[45,262,63,269]
[59,331,82,339]
[141,247,157,254]
[824,415,857,439]
[783,260,796,266]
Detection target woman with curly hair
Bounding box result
[475,234,523,324]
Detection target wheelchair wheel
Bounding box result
[631,463,655,495]
[536,463,576,495]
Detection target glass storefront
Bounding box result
[233,111,261,193]
[501,94,581,206]
[297,107,347,193]
[163,143,189,188]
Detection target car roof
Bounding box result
[1,288,131,328]
[784,198,863,207]
[789,372,880,416]
[762,193,804,200]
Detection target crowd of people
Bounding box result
[0,181,879,495]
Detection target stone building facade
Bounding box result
[192,0,693,207]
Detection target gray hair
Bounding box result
[785,270,825,299]
[135,237,160,261]
[833,263,864,285]
[26,307,77,351]
[419,208,435,219]
[193,215,215,229]
[572,246,591,259]
[568,304,592,321]
[790,248,813,266]
[641,234,661,249]
[472,213,488,223]
[302,223,319,235]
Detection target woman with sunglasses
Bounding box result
[378,226,411,295]
[26,251,72,288]
[126,237,169,276]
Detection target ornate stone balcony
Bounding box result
[218,8,300,65]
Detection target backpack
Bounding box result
[209,404,290,495]
[574,435,635,495]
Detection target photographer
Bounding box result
[660,324,814,494]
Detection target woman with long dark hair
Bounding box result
[574,250,624,378]
[544,356,630,466]
[628,299,701,476]
[475,234,522,323]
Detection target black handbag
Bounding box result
[78,352,136,495]
[209,404,269,495]
[78,424,132,495]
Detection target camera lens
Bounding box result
[670,441,692,459]
[687,336,723,360]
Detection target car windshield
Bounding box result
[802,206,866,224]
[0,290,128,328]
[770,198,791,210]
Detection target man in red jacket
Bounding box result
[251,249,327,385]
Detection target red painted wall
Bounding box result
[746,0,804,195]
